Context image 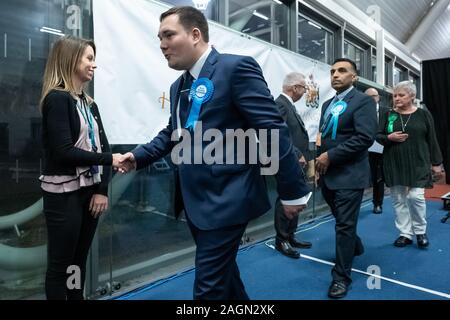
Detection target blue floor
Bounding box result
[116,198,450,300]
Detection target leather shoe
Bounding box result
[275,240,300,259]
[328,280,349,299]
[373,206,382,214]
[393,236,413,247]
[289,237,312,249]
[416,234,429,248]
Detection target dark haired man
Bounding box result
[119,6,310,300]
[316,58,377,298]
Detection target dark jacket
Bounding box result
[318,88,378,190]
[275,94,310,161]
[132,48,310,230]
[41,89,112,195]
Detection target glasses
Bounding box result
[294,84,307,90]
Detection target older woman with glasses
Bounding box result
[376,81,444,248]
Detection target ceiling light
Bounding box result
[308,21,322,29]
[40,27,65,36]
[192,0,210,10]
[253,10,269,21]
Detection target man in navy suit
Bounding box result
[316,58,377,299]
[119,6,311,300]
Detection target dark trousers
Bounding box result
[274,198,298,242]
[321,185,364,285]
[43,186,99,300]
[185,214,249,300]
[369,152,384,207]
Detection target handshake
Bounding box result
[112,152,137,173]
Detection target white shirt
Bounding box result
[176,46,212,135]
[281,92,295,105]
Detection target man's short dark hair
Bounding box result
[160,6,209,43]
[333,58,357,74]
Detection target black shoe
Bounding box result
[416,234,429,248]
[393,236,413,247]
[275,240,300,259]
[373,206,382,214]
[328,280,349,299]
[289,237,312,249]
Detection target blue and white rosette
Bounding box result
[321,100,347,140]
[184,78,214,131]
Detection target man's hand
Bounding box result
[315,152,330,175]
[89,194,108,218]
[283,204,306,220]
[115,152,137,173]
[388,131,409,143]
[299,155,307,168]
[432,165,445,181]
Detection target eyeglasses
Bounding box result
[294,84,307,90]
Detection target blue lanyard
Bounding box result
[77,95,97,151]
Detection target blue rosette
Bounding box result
[321,100,348,140]
[185,78,214,131]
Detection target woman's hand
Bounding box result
[432,165,445,181]
[89,194,108,218]
[387,131,409,143]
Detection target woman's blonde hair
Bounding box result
[40,35,96,111]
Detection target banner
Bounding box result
[93,0,334,144]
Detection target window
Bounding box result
[343,40,364,75]
[297,15,334,64]
[394,63,408,85]
[385,56,393,87]
[227,0,290,48]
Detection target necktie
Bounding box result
[179,72,194,127]
[323,95,338,121]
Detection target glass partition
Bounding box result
[0,0,94,300]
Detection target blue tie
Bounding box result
[323,95,338,121]
[180,72,194,127]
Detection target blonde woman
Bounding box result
[39,36,121,299]
[377,81,444,249]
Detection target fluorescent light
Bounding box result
[307,21,322,30]
[40,28,65,36]
[41,26,62,33]
[253,10,269,21]
[272,0,283,4]
[192,0,210,10]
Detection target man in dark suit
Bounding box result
[274,72,313,259]
[316,58,377,299]
[118,6,311,300]
[365,88,389,214]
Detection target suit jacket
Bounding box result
[133,48,310,230]
[275,94,310,161]
[318,88,377,190]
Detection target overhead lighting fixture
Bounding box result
[192,0,210,10]
[40,26,65,36]
[272,0,283,4]
[307,21,322,30]
[253,10,269,21]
